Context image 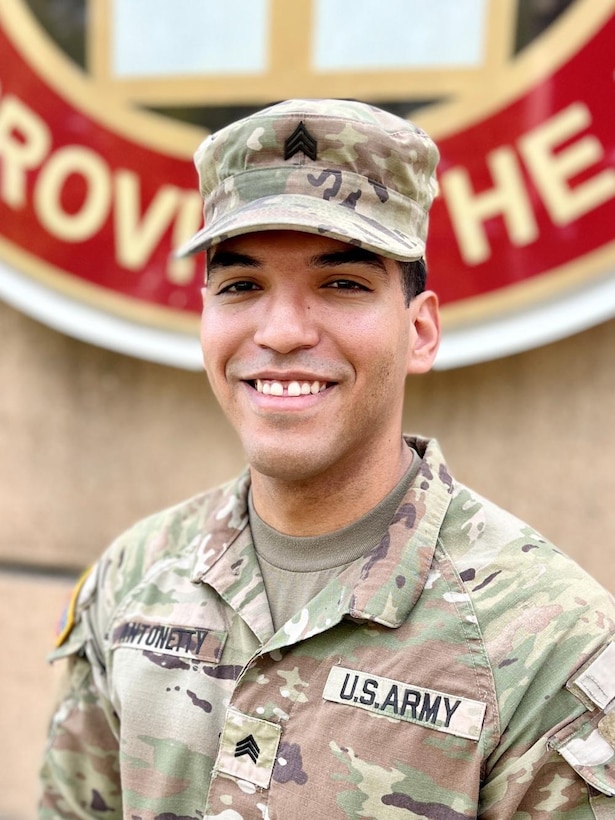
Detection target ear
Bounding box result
[199,285,209,371]
[406,290,440,374]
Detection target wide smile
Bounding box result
[252,378,330,397]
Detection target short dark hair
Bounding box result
[399,258,427,306]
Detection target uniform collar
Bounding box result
[189,471,275,643]
[346,436,454,627]
[190,437,454,644]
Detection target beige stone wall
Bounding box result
[2,300,614,817]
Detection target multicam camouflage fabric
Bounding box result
[176,98,440,262]
[40,437,615,818]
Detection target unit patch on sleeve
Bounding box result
[54,566,94,648]
[323,666,486,741]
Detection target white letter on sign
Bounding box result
[440,146,539,266]
[35,146,112,241]
[518,102,615,225]
[114,170,184,271]
[0,94,51,208]
[168,191,203,285]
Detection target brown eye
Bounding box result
[218,280,260,294]
[325,279,371,291]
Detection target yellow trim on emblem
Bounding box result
[54,567,93,648]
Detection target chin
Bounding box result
[245,445,332,484]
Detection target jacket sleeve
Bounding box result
[479,639,615,818]
[444,485,615,819]
[39,569,122,818]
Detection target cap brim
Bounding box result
[174,194,425,262]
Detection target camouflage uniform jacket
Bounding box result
[40,437,615,819]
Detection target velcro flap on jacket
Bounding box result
[550,643,615,797]
[567,642,615,712]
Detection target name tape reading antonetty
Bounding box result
[111,619,227,664]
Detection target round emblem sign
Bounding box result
[0,0,614,368]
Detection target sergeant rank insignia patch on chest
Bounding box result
[323,666,486,741]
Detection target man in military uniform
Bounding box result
[40,99,615,818]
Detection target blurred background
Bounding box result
[1,1,614,816]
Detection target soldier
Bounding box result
[40,99,615,818]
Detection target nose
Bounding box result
[253,292,319,353]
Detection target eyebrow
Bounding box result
[310,246,388,273]
[208,250,260,272]
[207,244,389,278]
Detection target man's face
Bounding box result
[200,231,438,485]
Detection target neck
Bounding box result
[250,438,412,536]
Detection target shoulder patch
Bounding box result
[55,567,93,648]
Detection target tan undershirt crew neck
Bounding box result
[249,447,421,632]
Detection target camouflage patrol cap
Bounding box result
[176,98,440,261]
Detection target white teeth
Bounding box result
[254,379,328,396]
